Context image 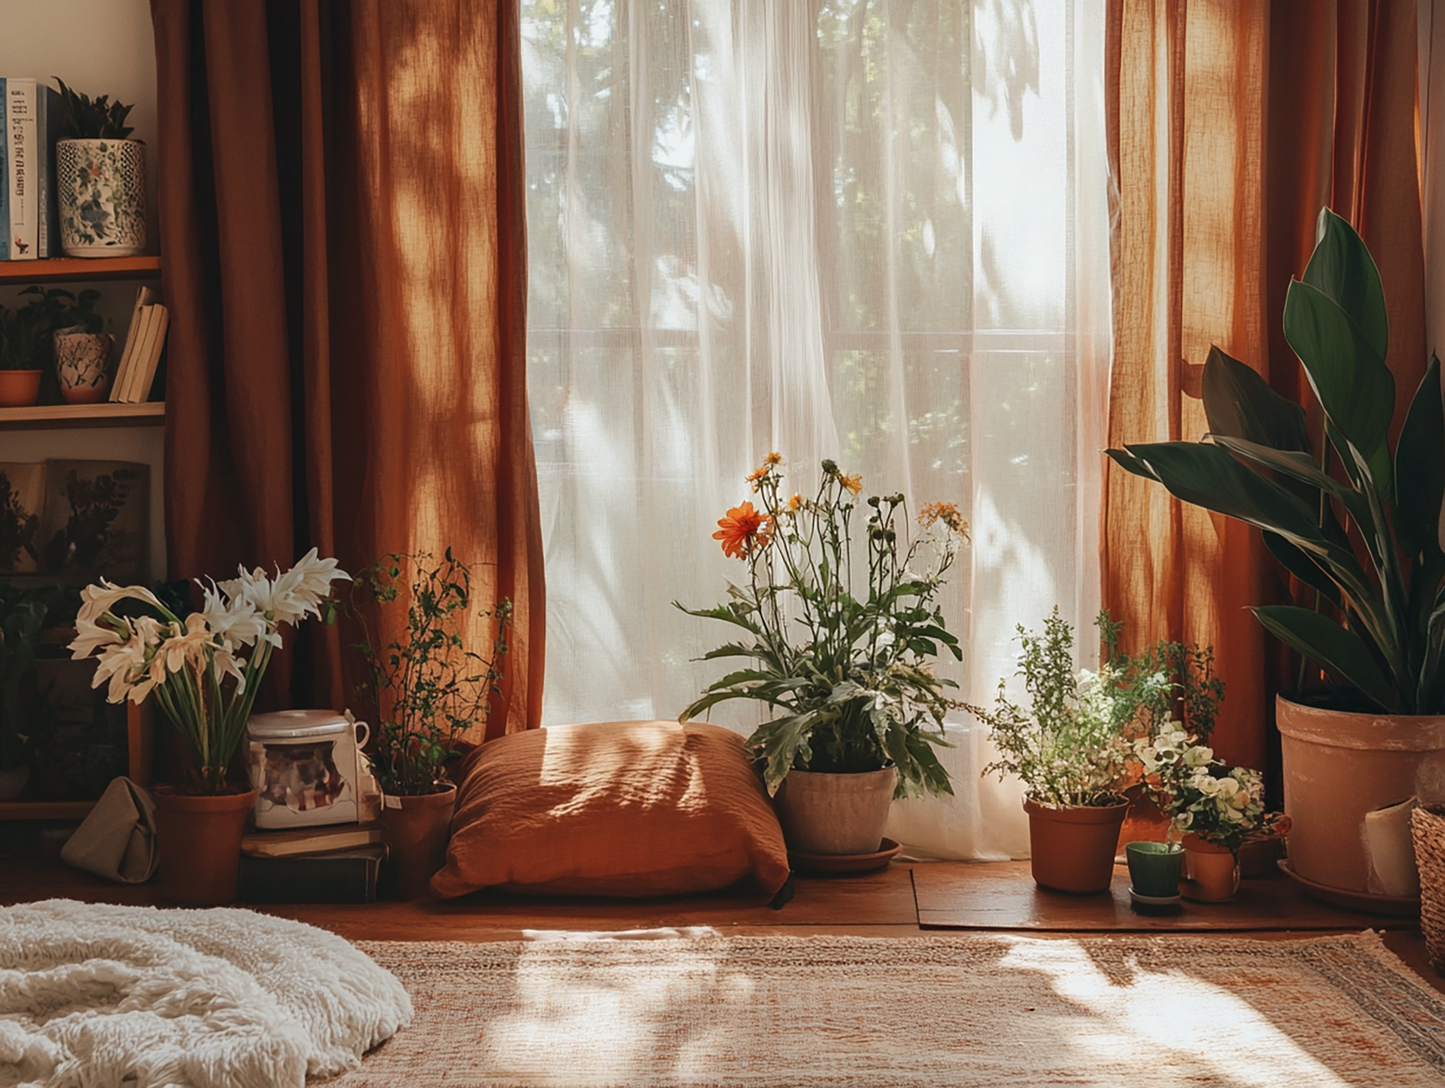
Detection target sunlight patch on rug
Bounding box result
[335,932,1445,1087]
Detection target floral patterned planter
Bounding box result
[54,331,114,403]
[57,138,146,257]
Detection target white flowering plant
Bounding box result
[67,549,349,793]
[1132,724,1278,851]
[973,609,1136,808]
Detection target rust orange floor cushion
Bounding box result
[431,720,791,898]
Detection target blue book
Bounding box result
[0,77,8,260]
[34,81,59,258]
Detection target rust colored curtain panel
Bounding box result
[1103,0,1426,774]
[150,0,544,736]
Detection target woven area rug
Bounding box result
[332,931,1445,1087]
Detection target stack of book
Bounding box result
[109,286,169,403]
[238,823,386,904]
[1,78,61,260]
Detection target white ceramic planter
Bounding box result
[774,767,897,855]
[57,138,147,257]
[54,331,114,403]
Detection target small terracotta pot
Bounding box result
[774,767,898,855]
[1181,834,1240,902]
[380,783,457,899]
[152,786,258,905]
[0,370,43,407]
[1024,796,1129,893]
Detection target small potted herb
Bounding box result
[53,78,146,257]
[350,549,511,899]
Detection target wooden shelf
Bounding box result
[0,801,96,821]
[0,256,162,284]
[0,703,151,822]
[0,401,164,429]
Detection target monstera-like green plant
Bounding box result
[1107,208,1444,716]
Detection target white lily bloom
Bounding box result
[76,579,165,625]
[91,616,166,703]
[68,616,124,659]
[161,613,218,674]
[199,579,271,649]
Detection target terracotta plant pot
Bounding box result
[1277,693,1445,900]
[152,786,258,905]
[774,767,898,855]
[1023,796,1129,893]
[0,370,42,407]
[380,783,457,899]
[1181,834,1239,902]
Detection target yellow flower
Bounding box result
[787,493,803,513]
[839,473,863,495]
[919,501,969,538]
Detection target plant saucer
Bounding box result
[1128,886,1182,906]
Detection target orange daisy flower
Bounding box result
[919,501,969,537]
[713,502,774,559]
[839,473,863,496]
[746,452,784,491]
[787,493,803,513]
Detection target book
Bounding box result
[238,844,386,904]
[0,78,7,260]
[109,288,156,403]
[33,81,60,258]
[242,823,383,858]
[126,303,168,402]
[6,78,36,259]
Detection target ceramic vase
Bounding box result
[1181,834,1240,902]
[1023,796,1129,893]
[151,786,258,905]
[774,767,898,855]
[379,783,457,899]
[1125,840,1183,898]
[0,370,42,407]
[54,331,114,403]
[56,138,147,257]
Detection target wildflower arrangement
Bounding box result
[349,550,512,796]
[67,549,349,793]
[678,454,968,798]
[973,610,1137,807]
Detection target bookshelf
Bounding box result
[0,401,164,429]
[0,701,153,821]
[0,256,162,285]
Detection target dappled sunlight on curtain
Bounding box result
[523,0,1110,855]
[153,0,543,734]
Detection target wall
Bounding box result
[0,0,165,580]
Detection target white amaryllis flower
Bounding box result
[199,579,273,648]
[235,548,349,627]
[90,616,168,704]
[76,579,166,625]
[68,616,125,659]
[160,613,219,674]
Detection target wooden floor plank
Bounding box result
[912,859,1414,931]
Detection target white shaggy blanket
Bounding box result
[0,899,412,1088]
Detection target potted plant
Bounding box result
[53,79,146,257]
[679,454,967,857]
[350,549,511,899]
[0,286,104,407]
[0,586,52,799]
[50,287,112,403]
[1106,207,1445,905]
[971,610,1136,893]
[66,549,349,903]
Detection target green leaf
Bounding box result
[1283,278,1395,500]
[1206,434,1369,528]
[1302,208,1389,364]
[1249,604,1399,712]
[1261,532,1342,609]
[1201,345,1311,452]
[1395,355,1445,560]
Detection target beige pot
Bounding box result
[775,767,897,855]
[1277,693,1445,898]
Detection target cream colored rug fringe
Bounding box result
[335,931,1445,1087]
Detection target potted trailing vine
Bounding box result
[350,550,511,899]
[54,79,146,257]
[67,550,348,903]
[971,610,1136,893]
[1107,208,1445,907]
[678,454,967,857]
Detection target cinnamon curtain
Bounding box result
[149,0,544,736]
[1103,0,1427,776]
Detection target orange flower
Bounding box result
[746,452,784,491]
[919,501,969,537]
[839,473,863,496]
[787,493,803,513]
[713,502,774,559]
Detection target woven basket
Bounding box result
[1411,805,1445,971]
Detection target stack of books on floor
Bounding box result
[239,823,386,904]
[2,78,61,260]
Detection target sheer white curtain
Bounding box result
[521,0,1110,858]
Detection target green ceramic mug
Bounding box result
[1126,841,1184,898]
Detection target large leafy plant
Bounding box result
[1108,209,1445,715]
[678,455,967,798]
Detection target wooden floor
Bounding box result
[6,851,1442,994]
